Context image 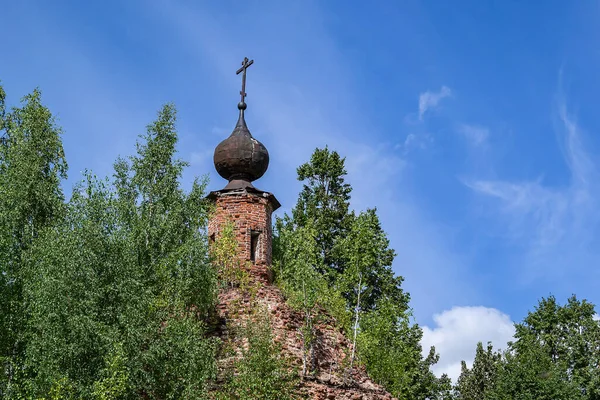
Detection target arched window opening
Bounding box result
[250,230,260,262]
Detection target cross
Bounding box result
[236,57,254,105]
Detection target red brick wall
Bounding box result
[208,191,275,281]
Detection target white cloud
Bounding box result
[398,132,433,153]
[458,124,489,146]
[153,1,476,321]
[422,306,515,382]
[465,99,600,283]
[419,86,451,120]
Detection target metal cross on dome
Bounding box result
[236,57,254,105]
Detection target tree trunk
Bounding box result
[349,272,362,378]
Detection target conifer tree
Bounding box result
[454,342,501,400]
[275,147,445,398]
[290,147,352,277]
[276,148,407,312]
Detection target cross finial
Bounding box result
[236,57,254,110]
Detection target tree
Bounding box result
[211,221,255,291]
[20,104,218,398]
[0,87,66,253]
[288,147,352,277]
[358,299,445,399]
[0,86,67,397]
[338,211,377,374]
[485,295,600,400]
[337,208,407,312]
[488,341,580,400]
[275,147,443,398]
[454,342,501,400]
[276,220,326,376]
[219,312,297,400]
[276,148,408,312]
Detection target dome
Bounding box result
[213,106,269,184]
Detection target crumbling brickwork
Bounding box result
[215,285,396,399]
[208,190,277,282]
[206,189,395,398]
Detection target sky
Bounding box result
[3,0,600,382]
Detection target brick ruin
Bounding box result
[207,56,280,281]
[207,189,279,283]
[206,58,394,399]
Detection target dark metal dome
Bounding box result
[213,107,269,184]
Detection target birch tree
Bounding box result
[0,86,67,397]
[20,104,218,398]
[276,220,326,376]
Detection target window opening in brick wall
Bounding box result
[250,230,260,262]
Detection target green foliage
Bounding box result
[337,208,406,312]
[435,375,455,400]
[10,83,600,400]
[276,148,408,313]
[515,295,600,391]
[91,343,129,400]
[211,220,254,292]
[276,220,331,376]
[358,300,443,399]
[0,87,67,253]
[454,342,501,400]
[291,146,352,277]
[220,313,297,400]
[489,295,600,400]
[13,103,217,398]
[275,147,443,398]
[339,211,379,374]
[0,85,6,124]
[489,342,580,400]
[48,377,77,400]
[0,86,67,398]
[457,295,600,400]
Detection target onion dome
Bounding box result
[213,102,269,187]
[213,57,269,190]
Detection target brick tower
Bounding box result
[207,57,280,283]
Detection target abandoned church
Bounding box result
[206,58,394,400]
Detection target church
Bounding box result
[207,57,280,284]
[205,58,394,400]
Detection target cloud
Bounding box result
[458,124,489,146]
[419,86,451,120]
[151,1,476,322]
[398,132,433,154]
[422,306,515,382]
[0,3,164,191]
[464,98,600,282]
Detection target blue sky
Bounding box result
[3,0,600,380]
